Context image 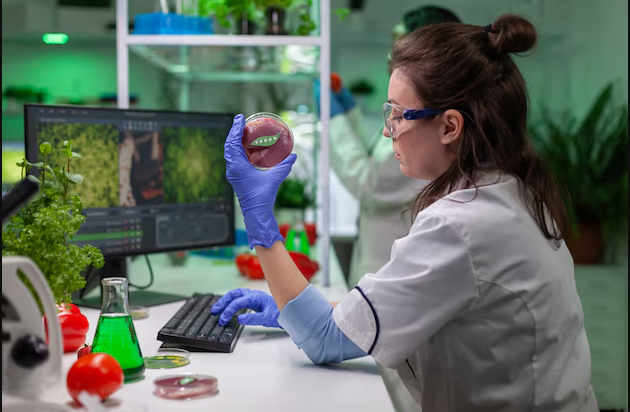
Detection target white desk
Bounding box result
[42,250,395,412]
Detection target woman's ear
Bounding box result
[440,109,465,145]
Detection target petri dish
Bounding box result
[153,374,219,400]
[144,348,190,369]
[129,305,149,320]
[242,112,294,170]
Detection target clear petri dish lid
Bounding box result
[153,373,218,400]
[129,305,149,320]
[144,348,190,369]
[243,112,294,170]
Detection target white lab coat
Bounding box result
[329,108,426,412]
[329,108,427,288]
[333,173,599,412]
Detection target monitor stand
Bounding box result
[73,257,187,309]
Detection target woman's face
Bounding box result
[384,69,461,181]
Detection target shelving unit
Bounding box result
[116,0,333,286]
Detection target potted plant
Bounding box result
[349,78,376,111]
[275,177,314,226]
[2,140,105,305]
[251,0,349,35]
[199,0,260,34]
[528,82,628,264]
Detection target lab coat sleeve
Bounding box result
[329,109,423,209]
[332,214,479,368]
[278,285,367,365]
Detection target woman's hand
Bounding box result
[211,288,281,328]
[225,114,297,249]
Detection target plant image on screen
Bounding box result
[36,123,119,208]
[161,126,232,204]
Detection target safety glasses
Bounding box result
[383,103,446,140]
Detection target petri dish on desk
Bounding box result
[153,373,219,400]
[144,348,190,369]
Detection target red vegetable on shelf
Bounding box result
[331,72,343,93]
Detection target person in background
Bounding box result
[320,6,461,291]
[319,7,461,411]
[215,14,598,412]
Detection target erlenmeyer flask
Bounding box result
[91,277,145,382]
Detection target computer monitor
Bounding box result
[24,104,235,307]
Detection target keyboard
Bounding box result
[157,293,246,353]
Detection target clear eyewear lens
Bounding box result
[382,104,396,138]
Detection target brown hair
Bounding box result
[391,14,568,245]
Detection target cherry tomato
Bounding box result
[77,344,92,359]
[331,72,343,93]
[67,353,123,405]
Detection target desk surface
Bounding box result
[42,250,395,412]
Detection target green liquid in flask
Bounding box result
[91,314,145,382]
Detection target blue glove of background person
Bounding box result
[313,79,356,118]
[211,288,281,328]
[225,114,297,249]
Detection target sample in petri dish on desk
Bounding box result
[242,112,294,170]
[153,374,219,400]
[144,348,190,369]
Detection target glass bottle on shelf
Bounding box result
[91,277,145,382]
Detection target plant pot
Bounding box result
[265,7,288,35]
[564,222,605,265]
[234,15,257,35]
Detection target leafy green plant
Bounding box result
[2,141,105,305]
[276,177,314,209]
[528,82,628,232]
[199,0,260,28]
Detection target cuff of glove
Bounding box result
[244,214,284,249]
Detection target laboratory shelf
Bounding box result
[130,45,317,82]
[127,34,322,47]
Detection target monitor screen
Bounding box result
[24,104,235,257]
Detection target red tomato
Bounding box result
[246,256,265,280]
[279,223,291,240]
[331,72,343,93]
[288,251,319,281]
[67,353,124,405]
[304,223,317,246]
[57,303,82,315]
[235,253,254,276]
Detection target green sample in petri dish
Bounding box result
[91,278,145,382]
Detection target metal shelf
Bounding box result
[130,45,317,82]
[116,0,333,286]
[127,34,322,47]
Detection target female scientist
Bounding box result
[213,14,598,411]
[321,6,461,290]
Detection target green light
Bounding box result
[42,33,68,45]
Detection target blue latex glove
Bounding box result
[211,288,281,328]
[313,79,356,118]
[224,114,297,249]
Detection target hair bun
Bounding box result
[488,14,537,54]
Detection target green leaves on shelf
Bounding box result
[250,132,281,147]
